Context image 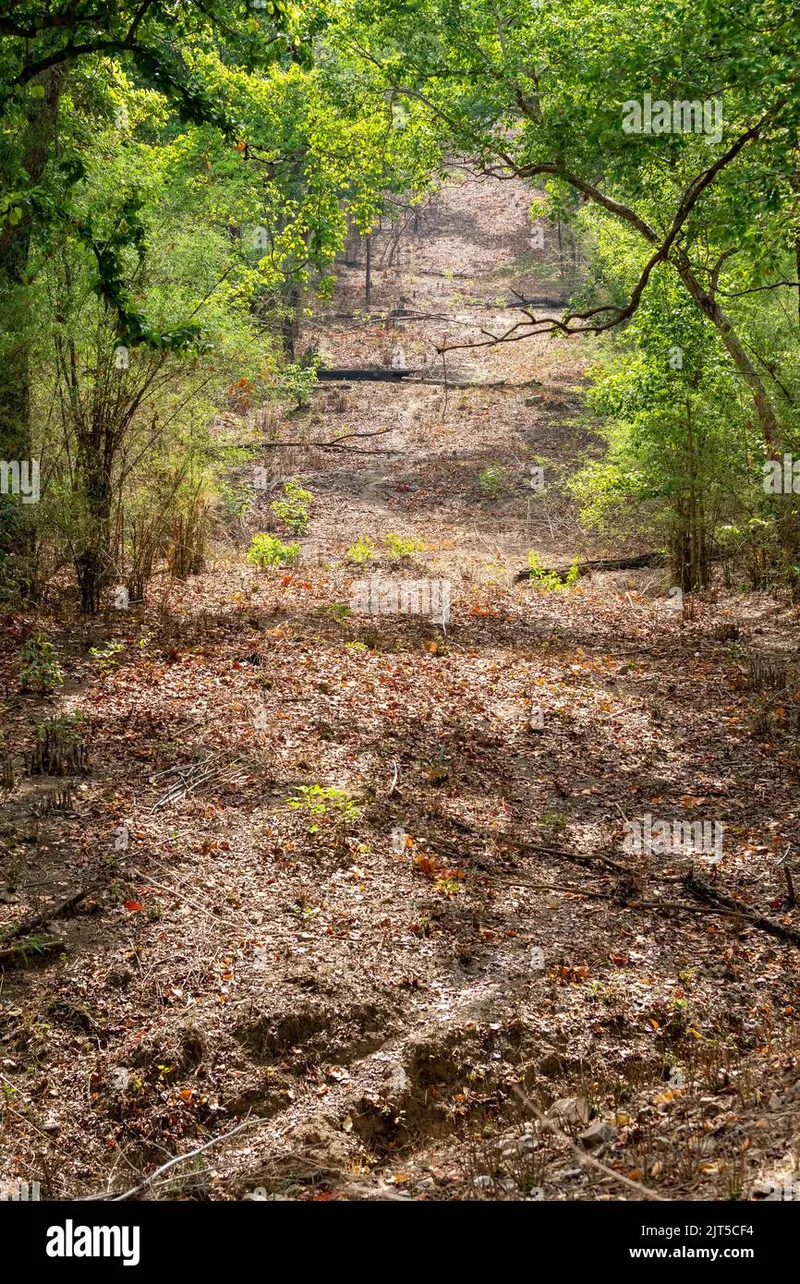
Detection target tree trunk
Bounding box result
[0,68,64,462]
[674,255,781,454]
[74,438,113,613]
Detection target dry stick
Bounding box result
[0,881,100,946]
[129,868,250,934]
[488,876,735,917]
[685,872,800,948]
[150,756,240,812]
[511,1085,670,1202]
[0,1070,73,1157]
[388,760,399,797]
[252,1150,412,1201]
[490,878,613,899]
[441,818,637,878]
[427,815,691,888]
[79,1117,268,1202]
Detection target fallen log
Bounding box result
[317,367,419,382]
[0,936,66,967]
[514,552,666,583]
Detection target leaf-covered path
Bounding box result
[2,173,800,1202]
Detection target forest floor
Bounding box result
[3,171,800,1203]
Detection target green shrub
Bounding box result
[29,713,86,775]
[526,551,580,592]
[270,480,313,535]
[246,533,301,567]
[89,640,124,671]
[19,634,63,693]
[346,535,375,566]
[286,784,362,833]
[278,359,321,409]
[384,531,424,561]
[478,463,506,498]
[324,602,352,623]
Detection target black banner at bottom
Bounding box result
[0,1200,791,1275]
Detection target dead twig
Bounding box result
[80,1117,269,1202]
[511,1085,670,1201]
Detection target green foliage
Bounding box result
[540,811,569,832]
[325,602,352,624]
[30,713,86,776]
[270,480,313,535]
[526,552,580,592]
[568,268,758,587]
[246,532,300,567]
[478,463,506,498]
[19,634,63,693]
[384,531,425,561]
[89,641,125,672]
[346,535,375,566]
[0,0,435,612]
[276,360,320,409]
[340,0,800,475]
[286,784,363,833]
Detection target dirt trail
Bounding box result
[2,173,800,1204]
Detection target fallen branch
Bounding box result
[0,882,100,947]
[486,876,735,919]
[685,872,800,947]
[0,936,65,967]
[79,1117,269,1202]
[511,1085,670,1201]
[388,760,399,797]
[317,367,418,381]
[238,425,399,454]
[488,876,612,899]
[427,813,637,879]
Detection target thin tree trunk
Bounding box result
[0,68,63,462]
[674,255,781,453]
